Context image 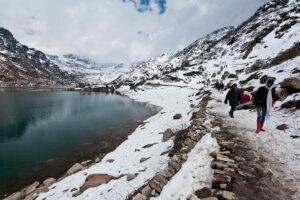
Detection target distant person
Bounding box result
[253,79,276,133]
[215,80,220,92]
[220,82,224,94]
[224,84,242,118]
[207,79,210,87]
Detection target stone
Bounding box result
[95,157,101,162]
[149,179,162,192]
[154,174,168,186]
[168,160,181,171]
[195,187,212,198]
[281,100,300,109]
[181,154,188,161]
[210,162,229,170]
[81,160,93,166]
[202,198,218,200]
[161,167,174,178]
[260,75,275,84]
[173,113,182,119]
[141,185,152,197]
[151,190,156,196]
[66,163,83,175]
[222,191,237,200]
[187,130,201,141]
[280,77,300,93]
[4,192,24,200]
[213,175,231,184]
[126,174,137,181]
[24,181,40,196]
[162,128,174,142]
[209,151,217,158]
[234,156,246,161]
[140,157,150,163]
[34,185,49,194]
[219,151,231,156]
[24,195,37,200]
[43,178,56,187]
[220,184,228,190]
[216,155,235,163]
[136,120,143,124]
[132,193,147,200]
[214,169,225,175]
[143,143,158,148]
[106,159,114,163]
[70,188,77,192]
[74,174,116,197]
[276,124,288,130]
[184,138,197,149]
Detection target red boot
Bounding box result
[256,123,260,133]
[260,123,266,132]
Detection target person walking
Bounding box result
[224,84,242,118]
[253,79,276,133]
[215,80,220,92]
[220,82,224,94]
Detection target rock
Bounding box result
[140,157,150,163]
[173,113,182,119]
[187,130,201,141]
[24,181,40,196]
[136,120,143,124]
[168,160,181,171]
[195,187,212,198]
[153,174,168,186]
[222,191,237,200]
[74,174,116,196]
[106,159,114,163]
[143,143,158,148]
[220,184,228,190]
[161,167,174,178]
[184,138,197,149]
[276,124,288,130]
[81,160,93,166]
[149,179,162,192]
[132,193,147,200]
[228,74,238,79]
[214,169,225,175]
[24,195,37,200]
[216,154,235,163]
[162,128,174,142]
[202,198,218,200]
[260,75,275,84]
[141,185,152,197]
[4,192,24,200]
[43,178,56,187]
[213,175,231,184]
[281,100,300,109]
[181,154,188,161]
[70,188,77,192]
[209,151,217,158]
[276,88,289,101]
[234,156,246,161]
[126,174,137,181]
[66,163,83,175]
[210,162,229,170]
[280,77,300,93]
[95,157,101,162]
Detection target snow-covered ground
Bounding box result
[208,91,300,198]
[36,84,202,200]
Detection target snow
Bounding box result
[153,134,218,200]
[208,91,300,199]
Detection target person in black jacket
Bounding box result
[224,84,242,118]
[253,79,276,133]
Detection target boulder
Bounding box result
[222,191,238,200]
[281,100,300,109]
[24,181,40,196]
[81,160,93,166]
[228,74,238,79]
[132,193,147,200]
[162,128,174,142]
[173,113,182,120]
[126,174,137,181]
[140,157,150,163]
[43,178,56,187]
[260,75,275,84]
[4,192,24,200]
[195,187,212,198]
[66,163,83,175]
[141,185,152,197]
[276,124,288,130]
[280,77,300,93]
[74,174,116,196]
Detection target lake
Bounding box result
[0,88,158,196]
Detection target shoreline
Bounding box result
[1,90,161,198]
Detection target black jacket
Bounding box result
[253,86,276,107]
[225,88,242,106]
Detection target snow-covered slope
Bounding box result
[0,27,75,87]
[49,54,136,85]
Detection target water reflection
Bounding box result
[0,89,156,194]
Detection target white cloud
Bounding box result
[0,0,265,63]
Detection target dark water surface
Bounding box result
[0,88,158,196]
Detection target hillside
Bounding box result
[4,0,300,200]
[0,27,75,87]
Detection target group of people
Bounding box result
[215,80,225,94]
[224,79,276,133]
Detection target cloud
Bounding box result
[0,0,265,63]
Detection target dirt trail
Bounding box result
[206,93,299,200]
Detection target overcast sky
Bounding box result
[0,0,266,63]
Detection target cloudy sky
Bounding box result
[0,0,266,63]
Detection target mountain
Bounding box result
[112,0,299,87]
[0,27,75,87]
[48,54,137,85]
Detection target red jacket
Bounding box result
[242,94,251,104]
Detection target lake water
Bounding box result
[0,88,158,196]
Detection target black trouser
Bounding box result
[257,106,267,123]
[229,105,236,116]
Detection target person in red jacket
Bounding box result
[242,91,252,104]
[253,79,276,133]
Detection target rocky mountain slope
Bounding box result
[112,0,299,88]
[0,27,75,87]
[48,54,136,85]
